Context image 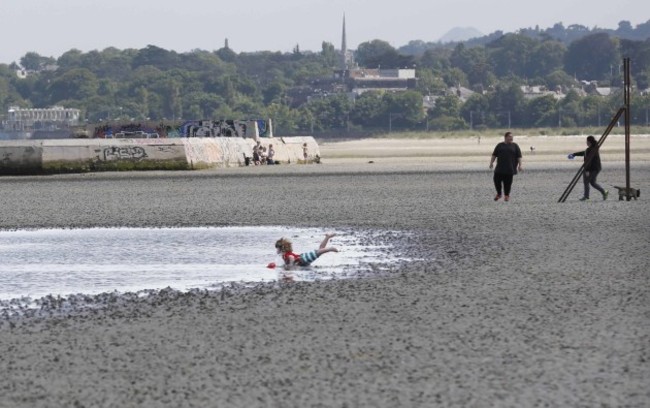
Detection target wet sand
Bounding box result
[0,136,649,407]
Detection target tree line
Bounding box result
[1,20,649,135]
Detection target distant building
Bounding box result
[340,14,354,70]
[520,85,565,100]
[290,16,416,105]
[594,87,614,96]
[580,81,618,97]
[451,86,476,102]
[347,68,417,96]
[423,86,476,110]
[4,106,81,131]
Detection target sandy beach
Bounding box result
[0,135,649,407]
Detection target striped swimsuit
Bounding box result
[284,250,319,267]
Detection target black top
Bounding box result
[492,142,522,175]
[572,145,601,171]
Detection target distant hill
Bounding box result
[439,27,484,43]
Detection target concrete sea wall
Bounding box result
[0,137,320,175]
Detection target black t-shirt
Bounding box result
[492,142,522,175]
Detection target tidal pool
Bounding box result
[0,226,395,302]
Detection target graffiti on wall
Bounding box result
[94,123,162,139]
[179,119,272,138]
[179,120,247,137]
[92,119,272,139]
[102,146,148,161]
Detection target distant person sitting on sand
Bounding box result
[259,146,268,163]
[267,144,276,165]
[275,233,338,269]
[252,145,262,165]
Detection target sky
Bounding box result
[1,0,648,65]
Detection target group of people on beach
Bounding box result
[250,141,312,166]
[275,132,606,273]
[490,132,608,202]
[252,141,277,165]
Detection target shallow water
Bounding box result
[0,226,392,302]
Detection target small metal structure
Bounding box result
[623,58,632,200]
[559,58,635,202]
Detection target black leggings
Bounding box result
[494,173,514,196]
[583,170,605,198]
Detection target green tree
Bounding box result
[418,48,451,74]
[488,82,526,127]
[427,94,466,130]
[382,91,424,128]
[429,94,461,118]
[265,103,299,133]
[320,42,339,67]
[581,95,604,127]
[416,69,447,95]
[620,39,650,89]
[350,92,385,127]
[20,52,55,71]
[215,47,238,64]
[450,43,494,87]
[132,45,180,70]
[544,69,578,92]
[528,40,566,78]
[48,68,99,102]
[356,40,413,69]
[57,49,84,71]
[564,33,620,80]
[488,34,538,78]
[262,81,287,105]
[305,94,351,130]
[442,67,469,88]
[526,94,558,127]
[460,93,490,128]
[558,89,584,126]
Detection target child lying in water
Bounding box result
[275,233,338,268]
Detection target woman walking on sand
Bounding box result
[568,135,609,201]
[489,131,522,202]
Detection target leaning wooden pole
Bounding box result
[624,57,632,200]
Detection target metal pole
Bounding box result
[624,58,631,200]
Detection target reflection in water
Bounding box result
[0,226,395,301]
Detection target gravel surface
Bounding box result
[0,161,649,407]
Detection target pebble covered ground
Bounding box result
[0,161,648,407]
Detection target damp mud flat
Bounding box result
[0,159,649,407]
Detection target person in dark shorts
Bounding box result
[568,135,609,201]
[489,132,522,201]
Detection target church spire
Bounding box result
[341,14,347,54]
